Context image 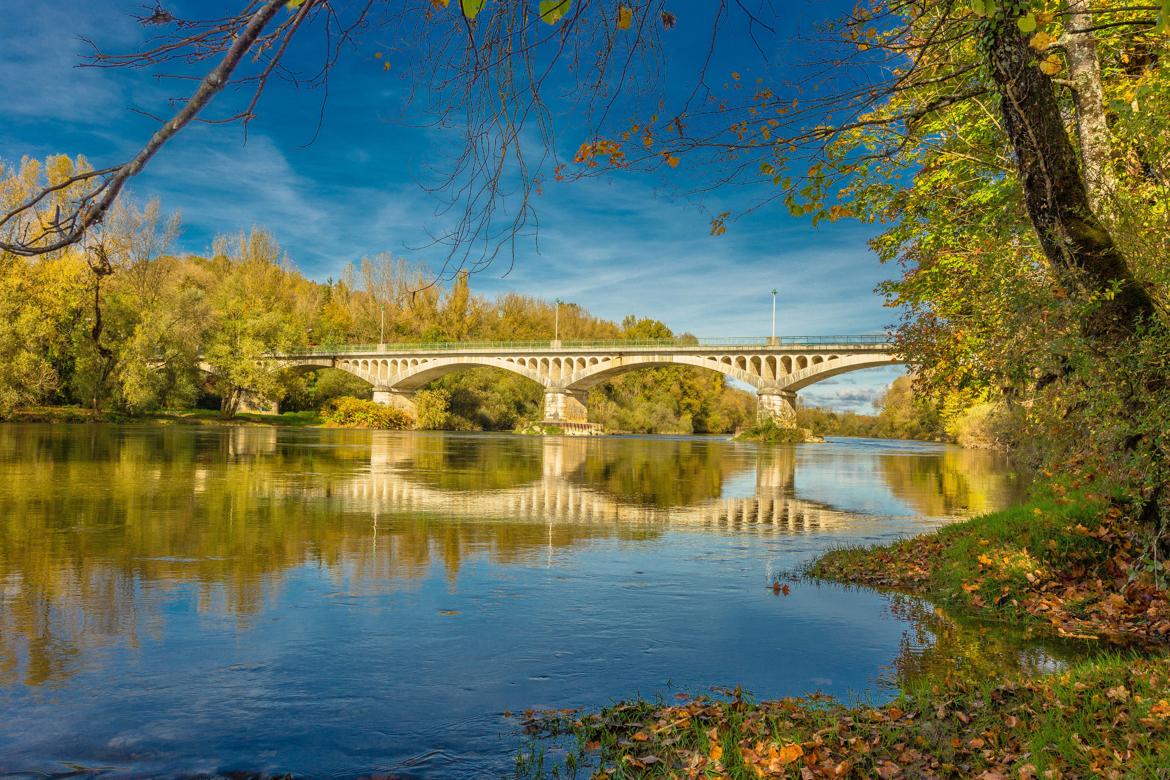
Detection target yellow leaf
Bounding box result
[460,0,485,20]
[1029,30,1054,51]
[776,742,804,765]
[539,0,570,25]
[616,5,632,30]
[664,154,680,168]
[1039,54,1063,75]
[710,743,723,761]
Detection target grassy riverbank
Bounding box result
[522,484,1170,777]
[810,485,1170,645]
[520,654,1170,778]
[4,406,322,427]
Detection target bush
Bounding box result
[735,418,816,443]
[320,396,413,429]
[413,388,452,430]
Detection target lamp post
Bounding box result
[553,298,562,347]
[770,288,778,345]
[379,304,386,348]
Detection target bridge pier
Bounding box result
[757,390,797,428]
[542,388,589,424]
[372,389,417,417]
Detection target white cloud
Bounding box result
[0,3,141,124]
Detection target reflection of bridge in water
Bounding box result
[247,432,860,537]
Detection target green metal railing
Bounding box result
[281,335,892,356]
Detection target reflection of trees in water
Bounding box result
[0,426,1027,688]
[398,434,544,492]
[878,449,1029,518]
[573,437,746,507]
[0,426,685,685]
[881,595,1090,690]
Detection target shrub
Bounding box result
[320,396,413,430]
[735,418,814,443]
[413,388,452,430]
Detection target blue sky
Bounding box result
[1,1,906,411]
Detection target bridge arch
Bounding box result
[387,356,551,392]
[778,354,903,392]
[562,354,764,392]
[271,356,382,387]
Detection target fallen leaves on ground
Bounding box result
[520,659,1170,778]
[809,501,1170,646]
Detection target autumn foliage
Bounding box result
[811,485,1170,646]
[520,658,1170,778]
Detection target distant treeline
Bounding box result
[796,376,943,442]
[0,156,754,434]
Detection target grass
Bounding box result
[735,419,818,444]
[157,408,323,426]
[809,482,1170,644]
[4,405,323,427]
[518,654,1170,779]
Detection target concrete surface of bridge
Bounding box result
[258,337,901,427]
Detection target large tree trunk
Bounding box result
[985,17,1160,338]
[1063,0,1117,212]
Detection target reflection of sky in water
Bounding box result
[720,466,759,499]
[796,438,949,519]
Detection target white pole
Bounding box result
[554,298,562,343]
[771,288,778,340]
[380,305,385,345]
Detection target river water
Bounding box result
[0,424,1067,777]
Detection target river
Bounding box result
[0,424,1069,777]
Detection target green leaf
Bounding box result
[287,0,306,8]
[461,0,485,20]
[539,0,571,24]
[1157,0,1170,33]
[969,0,985,17]
[1017,12,1036,33]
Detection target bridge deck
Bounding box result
[280,335,892,358]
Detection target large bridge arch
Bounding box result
[562,354,764,393]
[386,357,551,393]
[777,354,903,392]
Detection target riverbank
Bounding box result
[810,485,1170,645]
[521,653,1170,778]
[4,406,323,427]
[522,484,1170,777]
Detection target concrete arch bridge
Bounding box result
[264,336,901,427]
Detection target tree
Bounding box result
[201,229,312,416]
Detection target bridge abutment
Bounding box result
[757,390,797,428]
[542,388,589,424]
[372,389,418,418]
